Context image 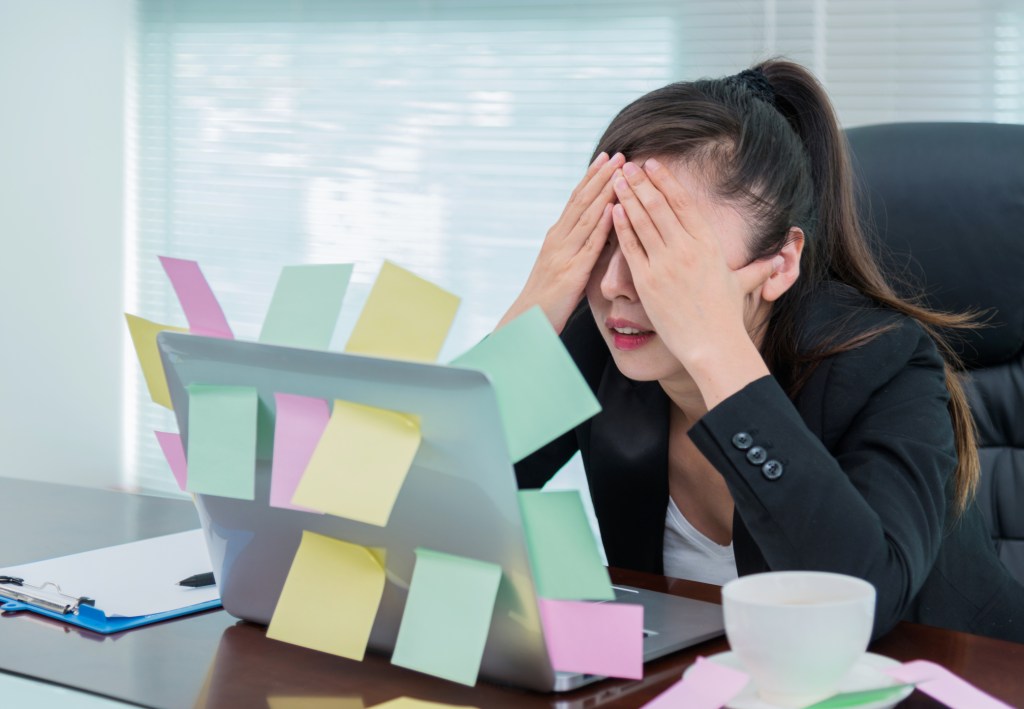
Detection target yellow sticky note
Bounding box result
[267,531,386,661]
[344,261,460,362]
[369,699,480,709]
[292,400,421,527]
[268,698,364,709]
[125,313,188,409]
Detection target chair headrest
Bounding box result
[846,122,1024,368]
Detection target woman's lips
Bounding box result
[607,320,655,351]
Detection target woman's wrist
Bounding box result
[496,299,530,331]
[684,332,770,411]
[497,290,574,334]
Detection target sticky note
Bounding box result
[186,384,258,500]
[292,400,420,526]
[391,548,502,686]
[159,256,234,339]
[267,531,386,661]
[154,431,188,491]
[885,660,1013,709]
[344,261,460,362]
[270,393,330,512]
[538,598,644,680]
[641,656,749,708]
[259,264,354,350]
[369,700,479,709]
[125,314,188,409]
[269,698,364,709]
[450,306,600,462]
[518,490,613,600]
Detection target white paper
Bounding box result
[0,529,218,617]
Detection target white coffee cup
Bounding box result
[721,571,876,707]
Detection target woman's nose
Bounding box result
[600,244,638,302]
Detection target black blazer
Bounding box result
[515,283,1024,643]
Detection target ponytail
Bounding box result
[757,59,981,514]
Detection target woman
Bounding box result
[506,59,1024,642]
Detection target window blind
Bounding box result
[129,0,1023,496]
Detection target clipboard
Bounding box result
[0,590,220,634]
[0,529,221,634]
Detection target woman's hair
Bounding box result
[590,59,980,513]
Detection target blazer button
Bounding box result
[746,446,767,465]
[762,460,784,480]
[732,432,753,450]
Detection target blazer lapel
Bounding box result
[585,364,671,573]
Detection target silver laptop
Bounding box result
[159,332,723,692]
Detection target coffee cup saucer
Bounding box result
[684,651,914,709]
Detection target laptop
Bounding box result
[159,331,724,692]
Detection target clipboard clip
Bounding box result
[0,578,95,615]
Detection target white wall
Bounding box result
[0,0,132,488]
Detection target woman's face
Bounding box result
[584,160,761,384]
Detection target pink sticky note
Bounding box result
[538,598,644,680]
[154,431,188,491]
[885,660,1013,709]
[271,393,330,512]
[159,256,234,339]
[642,656,749,709]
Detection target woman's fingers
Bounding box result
[589,201,610,255]
[577,203,615,264]
[552,152,625,238]
[641,158,715,240]
[568,175,618,250]
[611,203,648,267]
[586,150,610,178]
[612,167,667,255]
[736,255,784,295]
[617,161,691,247]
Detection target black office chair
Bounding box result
[845,122,1024,586]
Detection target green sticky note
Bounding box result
[450,307,600,462]
[518,489,613,600]
[391,548,502,686]
[259,264,354,350]
[805,685,914,709]
[186,384,259,500]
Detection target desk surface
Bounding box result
[1,477,1022,709]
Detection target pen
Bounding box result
[177,572,216,588]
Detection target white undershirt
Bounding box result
[663,496,738,585]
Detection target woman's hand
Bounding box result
[610,158,780,407]
[498,151,625,333]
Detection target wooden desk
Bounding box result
[1,478,1022,708]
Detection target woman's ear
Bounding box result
[761,227,804,302]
